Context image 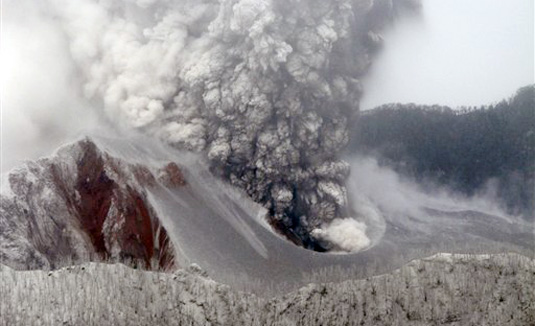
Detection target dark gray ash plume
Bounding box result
[28,0,420,250]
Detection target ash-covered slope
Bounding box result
[1,253,533,326]
[1,137,182,270]
[23,0,420,250]
[2,134,533,294]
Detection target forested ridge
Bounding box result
[351,85,535,218]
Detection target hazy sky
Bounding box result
[0,2,105,172]
[360,0,534,110]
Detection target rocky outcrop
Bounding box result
[1,137,184,270]
[1,253,533,325]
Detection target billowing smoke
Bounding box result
[346,156,518,239]
[311,218,371,252]
[3,0,419,250]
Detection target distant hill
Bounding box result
[351,85,535,219]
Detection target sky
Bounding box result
[360,0,534,110]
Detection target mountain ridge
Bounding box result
[1,136,181,270]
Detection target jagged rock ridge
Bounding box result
[1,138,184,270]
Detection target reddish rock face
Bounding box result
[2,138,184,271]
[158,162,186,188]
[132,165,157,188]
[72,140,181,270]
[73,141,115,257]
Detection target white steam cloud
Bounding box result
[345,156,518,245]
[312,218,371,252]
[348,156,509,218]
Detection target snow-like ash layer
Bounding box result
[0,138,181,270]
[24,0,419,250]
[1,253,533,325]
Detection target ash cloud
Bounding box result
[311,218,371,252]
[3,0,419,250]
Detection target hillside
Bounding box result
[2,134,533,293]
[351,85,535,218]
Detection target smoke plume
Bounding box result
[346,156,518,238]
[3,0,419,250]
[311,218,371,252]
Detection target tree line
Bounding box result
[351,85,534,219]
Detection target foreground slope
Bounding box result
[1,253,533,326]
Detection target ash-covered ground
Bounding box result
[2,135,532,293]
[1,253,534,325]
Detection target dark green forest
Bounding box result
[351,85,535,219]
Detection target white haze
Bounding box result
[306,153,516,254]
[347,156,514,231]
[360,0,534,110]
[1,2,101,171]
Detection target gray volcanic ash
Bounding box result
[2,0,419,250]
